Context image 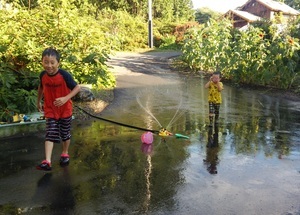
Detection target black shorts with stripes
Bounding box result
[209,102,220,115]
[45,116,72,143]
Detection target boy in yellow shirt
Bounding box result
[205,71,223,126]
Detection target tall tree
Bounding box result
[4,0,194,21]
[174,0,194,21]
[195,7,221,24]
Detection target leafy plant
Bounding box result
[182,19,232,73]
[0,1,116,121]
[181,18,300,89]
[0,0,197,121]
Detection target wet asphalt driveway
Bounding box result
[0,51,300,215]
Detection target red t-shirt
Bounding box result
[40,69,77,119]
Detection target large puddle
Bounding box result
[0,75,300,214]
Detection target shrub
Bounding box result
[0,2,116,121]
[181,18,300,89]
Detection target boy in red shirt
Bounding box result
[36,48,80,171]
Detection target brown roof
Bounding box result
[228,9,262,22]
[238,0,300,15]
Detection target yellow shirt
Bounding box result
[208,82,223,104]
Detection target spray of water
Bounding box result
[136,95,162,128]
[166,95,184,129]
[136,87,186,131]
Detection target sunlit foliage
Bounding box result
[181,18,300,90]
[0,0,196,121]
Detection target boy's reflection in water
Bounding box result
[35,167,75,214]
[203,125,220,174]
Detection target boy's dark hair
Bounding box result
[42,48,60,62]
[213,71,221,78]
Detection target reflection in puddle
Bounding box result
[203,125,220,174]
[0,77,300,214]
[141,143,153,213]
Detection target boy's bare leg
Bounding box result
[62,139,70,155]
[60,139,71,166]
[36,141,53,170]
[45,140,54,163]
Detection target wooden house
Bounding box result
[225,0,300,28]
[225,9,262,28]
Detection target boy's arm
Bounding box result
[37,84,44,112]
[65,84,81,101]
[204,78,211,88]
[216,82,223,92]
[53,85,81,107]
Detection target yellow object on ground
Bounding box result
[158,128,173,137]
[13,114,20,122]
